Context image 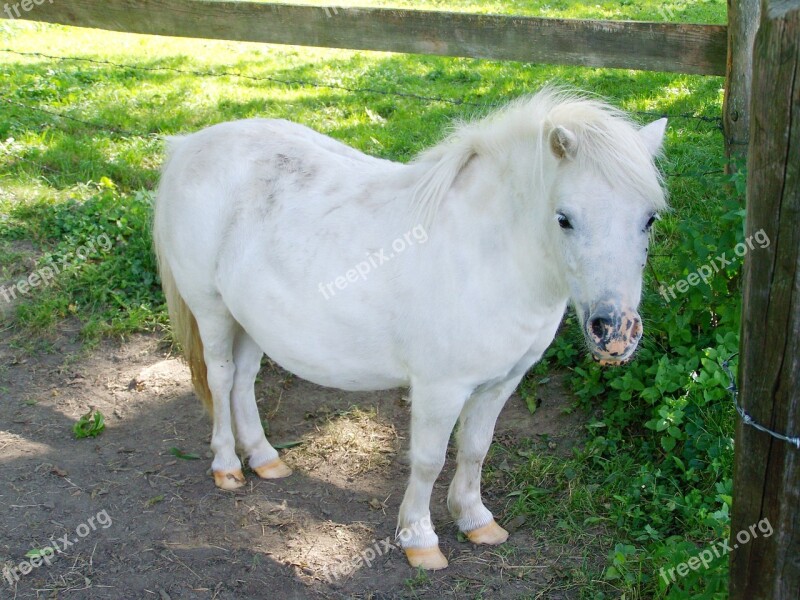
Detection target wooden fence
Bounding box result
[0,1,727,76]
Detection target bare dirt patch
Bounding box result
[1,329,595,599]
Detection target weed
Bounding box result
[73,410,105,439]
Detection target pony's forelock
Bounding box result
[543,93,667,212]
[410,87,667,227]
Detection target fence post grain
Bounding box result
[723,0,760,168]
[730,0,800,597]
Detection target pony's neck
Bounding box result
[483,145,570,307]
[418,140,569,309]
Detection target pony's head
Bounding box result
[545,101,667,365]
[410,90,667,365]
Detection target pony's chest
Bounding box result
[472,304,565,371]
[406,298,566,384]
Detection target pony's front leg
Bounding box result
[447,375,524,545]
[398,383,469,570]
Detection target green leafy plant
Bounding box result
[520,165,745,599]
[73,410,105,439]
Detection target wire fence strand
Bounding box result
[720,355,800,451]
[1,48,724,124]
[1,47,724,181]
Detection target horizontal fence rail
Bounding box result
[0,1,727,76]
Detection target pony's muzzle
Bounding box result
[585,306,642,366]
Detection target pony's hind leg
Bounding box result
[397,382,469,570]
[447,375,523,545]
[195,310,244,490]
[230,328,291,479]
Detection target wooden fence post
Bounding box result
[730,0,800,597]
[723,0,760,167]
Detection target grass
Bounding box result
[0,1,737,598]
[257,0,726,23]
[284,406,397,476]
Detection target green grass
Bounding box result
[256,0,726,23]
[0,2,737,597]
[0,22,725,336]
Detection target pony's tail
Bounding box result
[155,241,213,415]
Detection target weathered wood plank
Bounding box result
[730,0,800,597]
[723,0,760,164]
[0,1,727,75]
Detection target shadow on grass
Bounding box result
[1,50,723,190]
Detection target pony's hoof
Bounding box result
[213,468,246,490]
[405,546,448,570]
[466,520,509,545]
[253,458,292,479]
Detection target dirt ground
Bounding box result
[1,326,595,599]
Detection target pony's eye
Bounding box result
[645,214,658,232]
[557,214,573,230]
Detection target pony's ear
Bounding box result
[638,118,667,157]
[550,126,578,160]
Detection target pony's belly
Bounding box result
[229,304,409,392]
[264,352,407,392]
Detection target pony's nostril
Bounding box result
[631,319,642,340]
[590,317,611,341]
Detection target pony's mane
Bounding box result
[410,87,667,227]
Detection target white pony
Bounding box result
[153,88,666,570]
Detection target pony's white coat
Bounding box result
[153,88,667,567]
